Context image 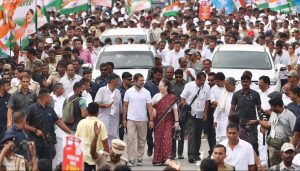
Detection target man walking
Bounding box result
[0,79,11,139]
[180,72,211,163]
[122,73,154,167]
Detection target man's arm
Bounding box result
[55,120,73,134]
[24,124,44,138]
[248,164,256,171]
[291,132,300,147]
[229,104,236,114]
[122,101,128,128]
[91,132,99,160]
[147,103,154,129]
[102,139,109,153]
[6,107,13,128]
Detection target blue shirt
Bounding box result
[118,85,131,102]
[144,80,159,98]
[95,76,109,88]
[287,102,300,117]
[0,92,10,139]
[89,81,100,100]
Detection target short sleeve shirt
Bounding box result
[294,116,300,132]
[124,87,151,121]
[231,89,261,120]
[7,90,37,112]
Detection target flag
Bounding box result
[91,0,113,7]
[162,1,180,17]
[199,0,210,20]
[295,0,300,13]
[43,0,63,8]
[211,0,236,14]
[267,0,289,11]
[255,0,269,9]
[59,0,88,15]
[233,0,246,9]
[126,0,151,16]
[0,31,12,58]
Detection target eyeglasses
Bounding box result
[175,76,183,78]
[126,78,132,81]
[100,69,107,71]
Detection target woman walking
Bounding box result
[152,79,180,165]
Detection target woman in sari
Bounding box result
[152,79,180,165]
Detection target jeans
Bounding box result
[172,119,186,156]
[187,115,204,159]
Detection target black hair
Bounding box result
[200,158,218,171]
[153,67,163,74]
[196,72,206,80]
[228,113,240,125]
[106,62,114,68]
[276,40,284,47]
[53,83,63,91]
[203,59,212,65]
[83,69,92,75]
[0,79,10,86]
[100,63,108,69]
[38,159,52,171]
[73,81,83,91]
[269,96,284,107]
[38,89,49,99]
[215,72,225,81]
[114,164,132,171]
[174,69,183,76]
[241,74,251,81]
[243,70,253,78]
[74,38,83,44]
[259,75,270,85]
[133,73,143,81]
[12,111,25,123]
[87,102,99,116]
[291,86,300,97]
[57,61,66,68]
[107,74,120,83]
[226,123,240,132]
[213,144,227,153]
[122,72,132,79]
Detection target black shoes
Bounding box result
[147,149,153,157]
[194,156,201,161]
[188,158,195,163]
[178,155,184,159]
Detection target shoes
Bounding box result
[178,155,184,159]
[137,160,143,166]
[171,155,176,160]
[188,158,195,163]
[195,156,201,161]
[147,149,153,157]
[128,160,135,167]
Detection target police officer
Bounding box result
[24,89,73,162]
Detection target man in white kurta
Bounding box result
[214,77,236,143]
[95,75,122,146]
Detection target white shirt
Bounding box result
[283,94,292,106]
[67,90,93,107]
[51,93,66,138]
[11,78,20,87]
[181,68,196,82]
[181,81,211,119]
[59,74,82,97]
[201,48,213,60]
[258,87,274,110]
[221,138,255,171]
[91,47,101,66]
[273,50,291,80]
[124,87,151,121]
[210,85,225,103]
[165,50,185,70]
[157,49,169,66]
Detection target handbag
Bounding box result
[179,87,202,122]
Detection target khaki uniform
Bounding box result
[2,154,26,171]
[46,72,64,85]
[9,79,40,94]
[218,163,235,171]
[95,150,127,170]
[25,58,43,71]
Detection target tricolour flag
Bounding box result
[59,0,88,15]
[255,0,269,9]
[126,0,151,16]
[162,1,180,17]
[268,0,289,11]
[91,0,113,7]
[43,0,63,8]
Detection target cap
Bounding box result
[111,139,126,154]
[89,26,96,32]
[286,70,298,77]
[1,134,15,144]
[267,91,282,99]
[151,20,160,25]
[45,38,53,44]
[75,26,83,31]
[3,64,11,70]
[281,143,295,152]
[33,60,44,67]
[188,49,199,55]
[99,23,106,27]
[205,21,211,26]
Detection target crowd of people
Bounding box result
[1,0,300,171]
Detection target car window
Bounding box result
[101,35,147,44]
[212,51,272,70]
[96,51,154,69]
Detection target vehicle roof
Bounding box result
[216,44,267,52]
[103,44,154,52]
[102,28,149,36]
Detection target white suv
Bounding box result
[210,44,281,91]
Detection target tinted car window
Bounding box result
[101,35,147,44]
[212,51,272,70]
[96,51,154,69]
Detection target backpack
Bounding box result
[62,97,80,124]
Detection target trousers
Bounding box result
[187,115,204,159]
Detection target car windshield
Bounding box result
[96,51,154,69]
[101,35,147,44]
[212,51,272,69]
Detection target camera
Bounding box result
[14,140,29,152]
[258,110,270,121]
[173,130,181,140]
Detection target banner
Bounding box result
[126,0,151,16]
[91,0,113,7]
[37,0,48,29]
[211,0,236,14]
[199,0,210,20]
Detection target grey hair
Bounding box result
[53,83,63,91]
[166,66,174,71]
[226,77,236,85]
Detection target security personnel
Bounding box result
[93,139,127,170]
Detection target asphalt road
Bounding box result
[122,138,209,171]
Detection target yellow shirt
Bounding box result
[75,116,108,165]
